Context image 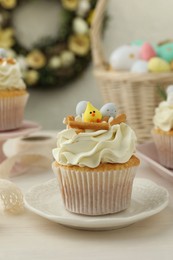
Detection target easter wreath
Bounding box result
[0,0,99,88]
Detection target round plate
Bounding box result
[24,178,169,231]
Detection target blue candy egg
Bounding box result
[156,43,173,62]
[76,101,88,116]
[100,103,117,118]
[0,48,7,58]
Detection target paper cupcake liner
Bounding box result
[152,131,173,169]
[0,93,29,131]
[52,163,138,216]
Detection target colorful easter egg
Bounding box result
[139,42,156,61]
[156,43,173,62]
[131,40,145,47]
[148,57,171,72]
[0,48,7,58]
[109,45,140,70]
[166,85,173,95]
[166,85,173,106]
[131,60,148,73]
[170,61,173,70]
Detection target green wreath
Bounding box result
[0,0,98,88]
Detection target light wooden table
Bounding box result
[1,157,173,260]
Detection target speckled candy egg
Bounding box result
[0,48,7,58]
[76,100,88,116]
[100,103,117,118]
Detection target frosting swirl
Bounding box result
[53,122,136,168]
[153,101,173,131]
[0,60,26,90]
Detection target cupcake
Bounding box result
[0,56,29,131]
[52,101,140,215]
[152,85,173,169]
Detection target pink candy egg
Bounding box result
[139,43,156,61]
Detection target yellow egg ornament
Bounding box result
[148,57,171,72]
[83,102,102,123]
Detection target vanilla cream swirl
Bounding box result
[0,60,26,90]
[153,101,173,131]
[53,123,137,168]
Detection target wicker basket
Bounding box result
[90,0,173,143]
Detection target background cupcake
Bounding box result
[152,85,173,169]
[0,51,29,131]
[52,101,140,216]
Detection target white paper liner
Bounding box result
[152,131,173,169]
[52,163,138,215]
[0,93,29,131]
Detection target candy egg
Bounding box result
[156,43,173,62]
[0,48,7,58]
[109,45,140,70]
[166,85,173,95]
[131,40,145,47]
[131,60,148,73]
[100,103,117,118]
[170,61,173,70]
[139,42,156,61]
[148,57,171,72]
[76,100,88,116]
[166,86,173,106]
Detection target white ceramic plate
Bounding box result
[24,178,169,231]
[137,142,173,181]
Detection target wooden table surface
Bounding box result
[1,155,173,260]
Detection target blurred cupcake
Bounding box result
[152,85,173,169]
[52,101,140,216]
[0,54,29,131]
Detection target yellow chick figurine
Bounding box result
[83,102,102,123]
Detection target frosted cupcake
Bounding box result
[0,56,29,131]
[52,101,140,215]
[152,85,173,169]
